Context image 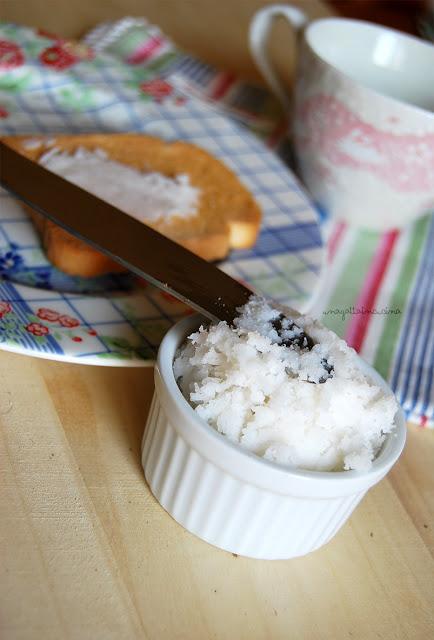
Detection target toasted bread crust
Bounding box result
[2,134,261,276]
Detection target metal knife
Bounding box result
[0,141,333,380]
[0,140,252,322]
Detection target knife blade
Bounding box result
[0,140,252,322]
[0,141,334,382]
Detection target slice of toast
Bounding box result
[3,134,261,277]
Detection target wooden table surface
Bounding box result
[1,349,433,640]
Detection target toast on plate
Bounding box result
[3,134,262,277]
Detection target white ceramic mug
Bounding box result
[249,5,434,229]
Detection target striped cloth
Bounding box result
[1,19,433,427]
[314,217,434,427]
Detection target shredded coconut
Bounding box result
[23,138,43,150]
[174,296,399,472]
[23,137,56,150]
[39,147,200,223]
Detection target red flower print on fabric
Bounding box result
[26,322,49,336]
[59,314,80,328]
[0,41,24,70]
[0,301,12,318]
[39,44,78,71]
[140,79,173,101]
[71,336,82,342]
[36,28,60,41]
[37,307,60,322]
[0,107,9,119]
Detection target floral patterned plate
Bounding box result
[0,111,325,364]
[0,106,325,366]
[0,278,192,365]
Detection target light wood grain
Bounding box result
[1,349,433,640]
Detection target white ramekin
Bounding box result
[141,315,406,560]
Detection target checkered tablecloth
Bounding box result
[0,18,433,426]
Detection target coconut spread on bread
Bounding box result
[7,133,262,275]
[40,147,200,223]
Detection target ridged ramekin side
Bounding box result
[142,393,366,560]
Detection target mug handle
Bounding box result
[249,4,308,110]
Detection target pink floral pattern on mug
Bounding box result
[297,95,434,192]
